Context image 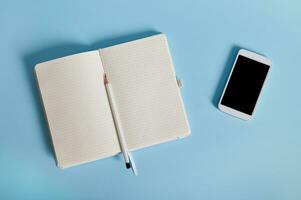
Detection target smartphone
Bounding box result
[218,49,271,120]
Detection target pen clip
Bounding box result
[128,153,138,176]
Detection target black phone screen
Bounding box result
[221,55,270,115]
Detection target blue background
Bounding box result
[1,0,300,199]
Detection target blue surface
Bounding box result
[1,0,300,199]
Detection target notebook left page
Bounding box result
[35,51,120,168]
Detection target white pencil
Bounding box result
[104,75,131,169]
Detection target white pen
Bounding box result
[104,75,132,170]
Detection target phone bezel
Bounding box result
[218,49,272,120]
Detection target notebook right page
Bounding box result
[99,34,190,151]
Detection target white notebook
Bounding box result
[35,34,190,169]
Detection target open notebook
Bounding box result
[35,34,190,169]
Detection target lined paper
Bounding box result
[35,51,120,168]
[100,34,190,151]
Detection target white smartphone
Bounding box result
[218,49,272,120]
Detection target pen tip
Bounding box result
[126,162,131,169]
